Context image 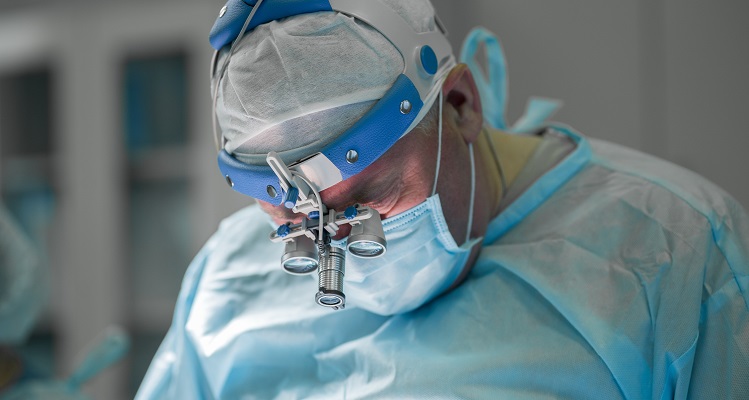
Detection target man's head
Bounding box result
[210,0,499,313]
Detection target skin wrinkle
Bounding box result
[344,177,403,216]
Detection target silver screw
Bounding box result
[219,5,228,18]
[346,150,359,164]
[400,100,412,114]
[225,175,234,187]
[267,185,278,198]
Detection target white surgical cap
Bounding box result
[213,0,444,165]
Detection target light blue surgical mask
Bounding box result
[333,95,482,316]
[335,192,481,316]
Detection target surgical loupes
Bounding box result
[266,152,387,310]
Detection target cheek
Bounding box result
[432,146,472,242]
[442,196,468,242]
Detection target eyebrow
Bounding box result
[356,178,402,208]
[322,167,402,211]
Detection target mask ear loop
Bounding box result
[430,90,443,197]
[211,0,266,152]
[464,142,476,244]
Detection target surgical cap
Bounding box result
[212,0,444,165]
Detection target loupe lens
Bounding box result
[318,295,342,306]
[347,209,386,258]
[281,236,319,275]
[348,240,386,258]
[315,290,345,309]
[282,256,318,274]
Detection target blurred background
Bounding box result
[0,0,747,398]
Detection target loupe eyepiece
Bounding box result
[281,235,319,275]
[316,245,346,310]
[347,209,387,258]
[315,291,345,308]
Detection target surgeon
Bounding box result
[137,0,749,398]
[0,203,47,392]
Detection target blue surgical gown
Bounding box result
[136,126,749,399]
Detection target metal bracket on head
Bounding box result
[269,205,376,243]
[267,151,323,215]
[266,151,293,193]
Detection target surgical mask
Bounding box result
[334,193,481,316]
[333,98,482,316]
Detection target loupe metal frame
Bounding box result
[269,205,387,310]
[280,235,319,275]
[347,212,387,258]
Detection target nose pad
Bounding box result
[333,224,352,241]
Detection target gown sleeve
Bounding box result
[683,198,749,399]
[135,234,218,400]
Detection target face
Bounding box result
[258,125,440,240]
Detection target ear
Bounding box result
[441,64,483,143]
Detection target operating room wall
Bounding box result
[0,2,250,399]
[432,0,749,209]
[0,1,747,400]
